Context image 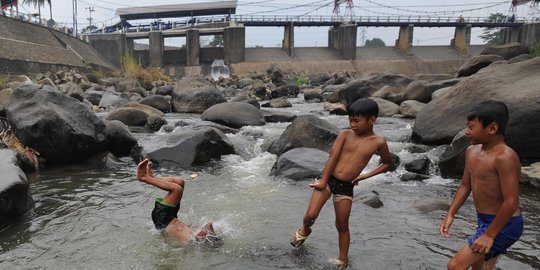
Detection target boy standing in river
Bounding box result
[136,158,216,243]
[290,98,393,267]
[440,100,524,270]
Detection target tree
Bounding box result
[23,0,52,21]
[479,13,507,45]
[364,38,386,47]
[207,35,223,47]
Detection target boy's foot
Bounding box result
[136,158,149,182]
[290,228,311,247]
[195,222,215,240]
[328,257,348,269]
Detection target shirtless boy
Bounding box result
[290,98,393,267]
[440,100,524,270]
[136,158,216,243]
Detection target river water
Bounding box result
[1,96,539,270]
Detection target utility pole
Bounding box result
[72,0,78,37]
[86,6,95,31]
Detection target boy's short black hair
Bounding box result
[347,98,379,118]
[467,100,509,135]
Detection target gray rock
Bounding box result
[270,147,329,180]
[104,120,137,157]
[0,149,33,223]
[269,115,339,156]
[438,130,469,178]
[6,84,109,164]
[261,110,297,123]
[456,54,505,77]
[355,190,384,208]
[106,107,148,126]
[171,79,227,113]
[261,97,292,108]
[0,88,13,117]
[142,127,235,168]
[399,100,426,118]
[146,114,167,132]
[155,85,174,96]
[201,102,266,129]
[99,89,130,108]
[268,84,300,99]
[404,156,430,174]
[370,97,399,117]
[139,95,171,113]
[480,42,530,60]
[413,57,540,160]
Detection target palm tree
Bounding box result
[22,0,51,21]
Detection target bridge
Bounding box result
[81,0,539,69]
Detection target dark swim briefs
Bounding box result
[328,175,354,197]
[467,212,524,261]
[151,198,180,230]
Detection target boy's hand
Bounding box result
[439,216,454,237]
[309,178,327,190]
[352,175,366,185]
[137,158,149,180]
[470,235,494,255]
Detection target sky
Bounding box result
[6,0,540,47]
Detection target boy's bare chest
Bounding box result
[468,151,499,184]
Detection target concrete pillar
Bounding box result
[126,38,134,54]
[87,33,127,68]
[282,22,294,57]
[340,24,357,60]
[186,29,200,66]
[224,26,245,64]
[149,31,163,67]
[453,24,471,53]
[397,24,413,54]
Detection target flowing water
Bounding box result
[1,97,539,270]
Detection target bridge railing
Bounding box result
[232,14,529,24]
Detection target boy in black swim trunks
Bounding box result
[290,98,393,267]
[136,158,215,243]
[440,100,524,270]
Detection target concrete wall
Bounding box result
[500,23,540,47]
[0,16,114,74]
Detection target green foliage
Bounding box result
[364,38,386,47]
[207,35,224,47]
[480,13,507,45]
[531,39,540,57]
[0,75,9,89]
[295,74,309,86]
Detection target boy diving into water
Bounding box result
[136,158,216,243]
[290,98,393,267]
[440,100,524,270]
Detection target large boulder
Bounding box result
[269,147,329,180]
[104,120,138,157]
[7,84,109,164]
[201,102,266,128]
[139,95,171,113]
[268,85,300,99]
[370,97,399,117]
[106,107,148,126]
[0,149,33,223]
[455,55,505,77]
[140,127,235,168]
[399,100,426,118]
[268,115,339,156]
[171,78,227,113]
[480,42,530,60]
[521,162,540,187]
[437,130,468,178]
[403,78,462,103]
[98,89,130,108]
[412,57,540,160]
[261,110,297,123]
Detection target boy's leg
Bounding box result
[301,188,331,235]
[195,222,216,241]
[447,244,485,270]
[334,198,352,263]
[137,159,184,205]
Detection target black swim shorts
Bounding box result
[151,198,180,230]
[328,175,354,197]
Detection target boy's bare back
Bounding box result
[466,143,521,216]
[332,129,390,182]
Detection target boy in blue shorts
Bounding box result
[440,100,524,270]
[137,158,215,243]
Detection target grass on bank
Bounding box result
[122,53,171,88]
[0,75,9,89]
[531,39,540,57]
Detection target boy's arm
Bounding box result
[470,151,521,254]
[310,130,347,190]
[352,138,392,184]
[440,147,473,237]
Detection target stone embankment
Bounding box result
[0,15,114,74]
